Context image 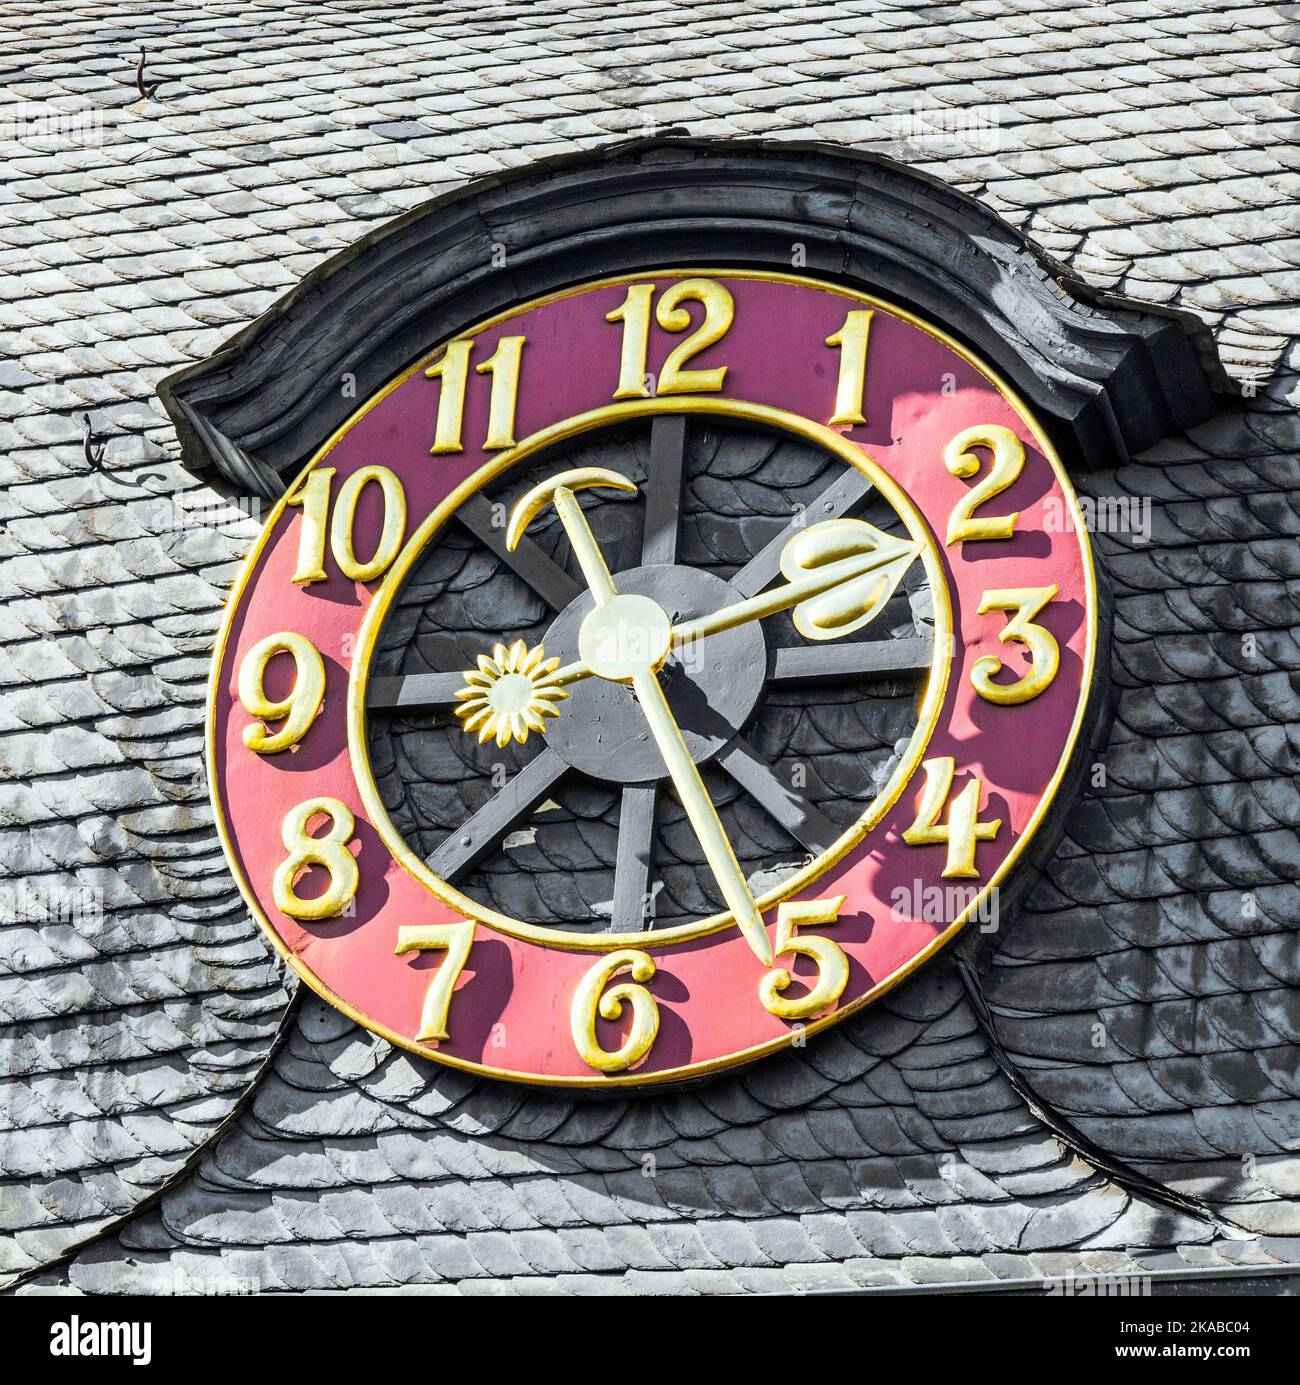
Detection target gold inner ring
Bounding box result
[348,397,953,952]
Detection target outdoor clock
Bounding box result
[205,267,1097,1086]
[173,141,1215,1088]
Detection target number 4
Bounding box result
[902,757,1001,879]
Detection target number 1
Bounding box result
[825,309,873,426]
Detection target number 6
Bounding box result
[571,949,659,1073]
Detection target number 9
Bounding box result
[238,632,326,754]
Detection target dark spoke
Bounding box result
[455,492,582,611]
[715,738,838,856]
[640,414,688,565]
[426,747,569,882]
[609,784,658,931]
[368,671,465,713]
[730,467,875,598]
[768,636,932,684]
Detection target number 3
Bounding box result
[972,586,1060,705]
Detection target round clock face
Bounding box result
[210,270,1096,1086]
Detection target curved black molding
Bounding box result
[160,136,1227,499]
[0,982,304,1294]
[950,952,1244,1236]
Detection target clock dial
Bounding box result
[209,270,1096,1086]
[367,414,934,939]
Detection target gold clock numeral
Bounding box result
[425,335,526,455]
[972,586,1060,705]
[605,278,734,399]
[902,757,1001,879]
[394,921,476,1042]
[943,424,1024,545]
[759,897,850,1021]
[606,283,654,400]
[285,465,407,584]
[273,797,359,920]
[238,632,325,753]
[332,466,407,581]
[571,948,659,1074]
[657,278,733,393]
[426,339,473,453]
[478,335,526,450]
[825,309,873,427]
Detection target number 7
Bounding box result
[394,921,476,1042]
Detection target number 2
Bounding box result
[943,424,1024,545]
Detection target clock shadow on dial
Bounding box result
[367,416,932,935]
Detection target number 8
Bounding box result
[273,797,359,921]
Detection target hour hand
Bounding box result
[673,518,920,647]
[451,468,635,744]
[507,466,635,606]
[547,516,921,685]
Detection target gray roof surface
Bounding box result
[1,0,1297,1294]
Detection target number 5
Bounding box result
[759,897,849,1021]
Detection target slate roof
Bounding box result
[1,0,1297,1294]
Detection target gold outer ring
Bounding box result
[205,268,1099,1087]
[349,396,951,950]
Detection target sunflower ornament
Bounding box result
[453,640,568,747]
